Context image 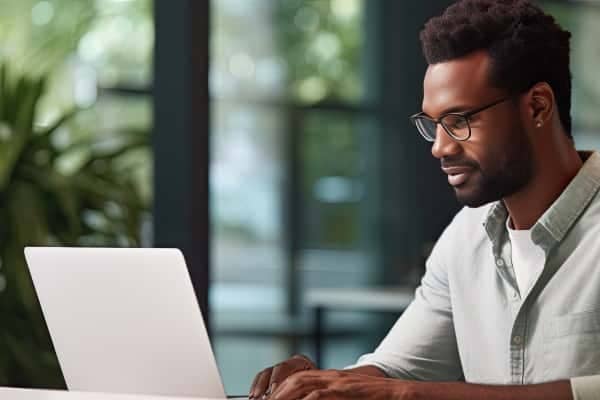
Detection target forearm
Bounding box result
[405,380,573,400]
[344,365,388,378]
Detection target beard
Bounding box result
[448,125,535,208]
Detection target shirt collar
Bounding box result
[483,151,600,253]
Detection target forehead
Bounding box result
[422,51,497,117]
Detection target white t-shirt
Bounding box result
[506,219,545,295]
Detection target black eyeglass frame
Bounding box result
[409,95,514,142]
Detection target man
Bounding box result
[249,1,600,399]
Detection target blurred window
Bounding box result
[0,0,153,216]
[210,0,369,393]
[543,1,600,149]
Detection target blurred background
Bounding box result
[1,0,600,395]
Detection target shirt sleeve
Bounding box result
[345,224,463,381]
[571,375,600,400]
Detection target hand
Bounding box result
[249,354,317,399]
[269,369,415,400]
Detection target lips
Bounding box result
[441,165,475,187]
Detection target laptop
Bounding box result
[24,247,246,399]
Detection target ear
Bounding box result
[524,82,555,129]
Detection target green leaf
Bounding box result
[0,64,6,122]
[0,59,148,387]
[26,107,79,160]
[0,73,46,190]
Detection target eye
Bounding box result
[442,114,468,130]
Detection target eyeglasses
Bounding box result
[409,96,513,142]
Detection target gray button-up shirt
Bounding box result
[351,151,600,399]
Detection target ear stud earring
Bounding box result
[536,121,542,128]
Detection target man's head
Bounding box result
[416,0,572,207]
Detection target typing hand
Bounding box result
[249,354,316,399]
[268,369,406,400]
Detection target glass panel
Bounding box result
[209,99,288,394]
[210,0,366,393]
[77,0,154,88]
[275,0,363,103]
[0,0,95,74]
[543,2,600,148]
[0,0,153,118]
[211,0,288,101]
[211,0,363,104]
[211,4,283,393]
[300,111,364,249]
[210,101,286,292]
[297,110,377,311]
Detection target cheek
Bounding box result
[466,125,517,172]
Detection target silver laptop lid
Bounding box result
[24,247,227,399]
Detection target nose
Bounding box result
[431,124,462,160]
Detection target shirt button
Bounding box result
[496,259,505,267]
[513,335,522,345]
[512,291,519,300]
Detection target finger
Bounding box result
[271,371,324,400]
[292,354,317,369]
[250,368,272,399]
[268,361,305,393]
[301,389,330,400]
[248,371,262,398]
[267,363,289,395]
[267,356,317,395]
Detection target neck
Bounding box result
[503,139,582,230]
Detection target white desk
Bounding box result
[0,387,227,400]
[305,286,414,312]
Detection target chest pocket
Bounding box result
[544,310,600,380]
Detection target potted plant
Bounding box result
[0,64,148,387]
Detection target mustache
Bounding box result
[441,157,479,169]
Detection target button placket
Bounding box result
[508,315,527,383]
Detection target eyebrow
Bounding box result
[421,104,476,118]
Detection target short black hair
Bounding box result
[420,0,572,137]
